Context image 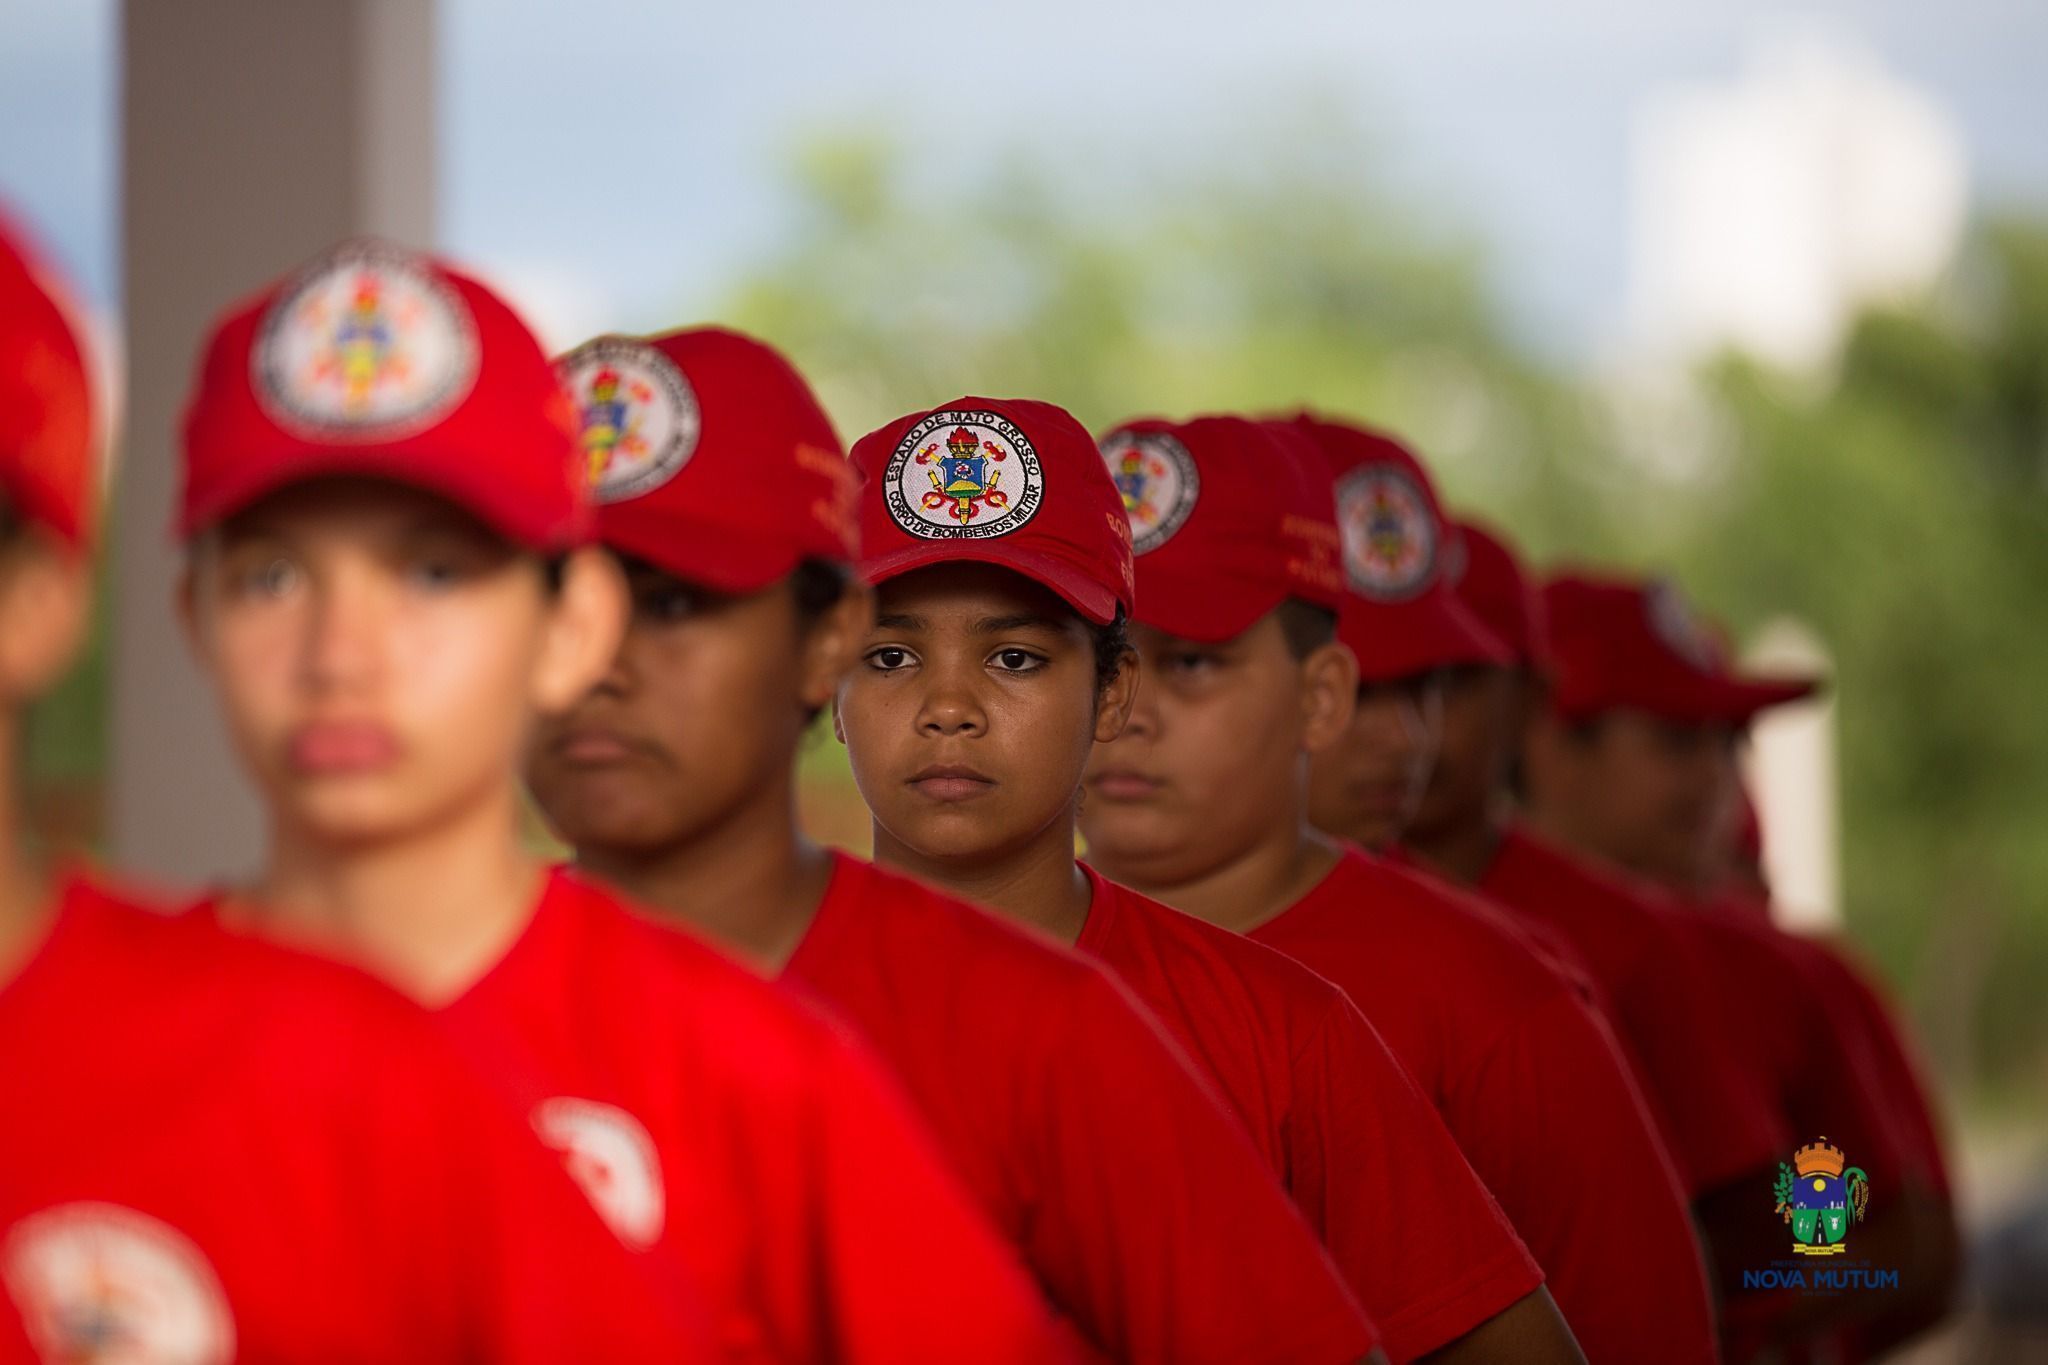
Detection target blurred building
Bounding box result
[1628,32,1969,370]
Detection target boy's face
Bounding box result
[835,563,1129,865]
[0,516,92,714]
[526,559,853,857]
[184,479,611,847]
[1406,664,1522,843]
[1305,671,1444,851]
[1525,708,1740,892]
[1081,615,1347,886]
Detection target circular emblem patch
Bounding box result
[4,1203,235,1365]
[1100,431,1200,555]
[883,409,1044,540]
[1644,578,1720,671]
[1336,466,1437,601]
[555,338,701,504]
[533,1098,666,1251]
[251,241,479,440]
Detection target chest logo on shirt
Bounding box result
[252,240,480,441]
[532,1098,666,1250]
[1100,430,1200,555]
[1335,465,1436,601]
[555,337,703,505]
[4,1202,236,1365]
[884,410,1044,539]
[1773,1137,1869,1256]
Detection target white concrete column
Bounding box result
[111,0,438,884]
[1741,616,1841,931]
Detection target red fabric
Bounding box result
[850,397,1132,625]
[1076,866,1541,1362]
[0,211,95,549]
[788,853,1376,1364]
[1288,416,1508,681]
[1250,847,1719,1365]
[1097,415,1344,643]
[179,239,590,551]
[1475,825,1793,1195]
[426,867,1066,1365]
[1540,573,1820,723]
[1445,516,1549,675]
[561,326,859,593]
[0,873,709,1362]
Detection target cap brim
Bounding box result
[597,502,809,597]
[1340,590,1512,682]
[1132,561,1290,643]
[862,541,1120,625]
[1553,672,1823,725]
[180,443,581,551]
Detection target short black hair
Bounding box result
[792,557,853,623]
[1274,599,1338,661]
[1090,608,1133,697]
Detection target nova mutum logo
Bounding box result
[1774,1137,1869,1256]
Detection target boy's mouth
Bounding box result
[1087,768,1164,801]
[289,720,401,775]
[907,763,997,803]
[550,725,654,766]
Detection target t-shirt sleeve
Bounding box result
[795,1026,1074,1365]
[391,1037,718,1361]
[1619,919,1793,1194]
[1290,993,1543,1361]
[1445,989,1719,1365]
[1029,965,1378,1364]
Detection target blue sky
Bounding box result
[4,0,2046,360]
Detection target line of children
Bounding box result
[0,207,1952,1364]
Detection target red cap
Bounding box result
[1097,415,1342,642]
[1291,414,1509,682]
[555,327,856,593]
[850,397,1131,625]
[1446,515,1550,673]
[0,212,96,548]
[179,239,588,550]
[1541,572,1821,723]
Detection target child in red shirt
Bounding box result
[0,214,707,1362]
[172,247,1061,1363]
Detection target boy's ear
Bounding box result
[0,533,94,706]
[1299,640,1360,756]
[1093,643,1140,743]
[799,579,874,714]
[532,547,628,715]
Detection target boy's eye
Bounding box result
[989,648,1046,674]
[635,583,697,623]
[866,646,915,671]
[405,558,465,591]
[1163,651,1218,676]
[229,556,301,599]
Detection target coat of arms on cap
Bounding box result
[252,240,479,440]
[1644,578,1720,671]
[555,338,701,504]
[1336,465,1436,601]
[1101,431,1200,555]
[885,410,1044,540]
[5,1202,236,1365]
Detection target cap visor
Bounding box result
[180,444,578,550]
[597,502,810,597]
[1341,591,1512,682]
[862,541,1120,625]
[1132,562,1290,643]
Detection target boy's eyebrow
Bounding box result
[974,613,1065,635]
[874,611,927,631]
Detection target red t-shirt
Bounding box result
[1471,825,1792,1195]
[1076,866,1541,1361]
[787,853,1377,1365]
[0,873,709,1363]
[429,866,1067,1365]
[1248,847,1719,1365]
